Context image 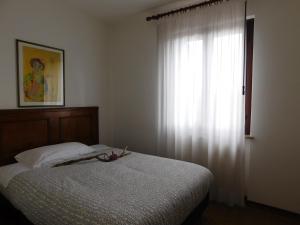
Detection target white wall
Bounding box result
[108,14,158,154]
[247,0,300,214]
[108,0,300,213]
[0,0,111,143]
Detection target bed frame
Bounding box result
[0,107,99,166]
[0,107,208,225]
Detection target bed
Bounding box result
[0,107,212,225]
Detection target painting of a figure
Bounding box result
[24,58,46,102]
[17,40,64,107]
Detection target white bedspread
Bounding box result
[2,150,213,225]
[0,163,30,188]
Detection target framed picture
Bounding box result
[16,39,65,107]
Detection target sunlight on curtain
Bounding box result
[157,0,246,205]
[174,40,203,129]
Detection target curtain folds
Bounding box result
[157,0,246,205]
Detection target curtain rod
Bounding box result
[146,0,229,21]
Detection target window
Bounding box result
[173,19,254,134]
[174,39,203,128]
[172,30,244,133]
[245,18,254,135]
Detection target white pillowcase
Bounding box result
[15,142,95,168]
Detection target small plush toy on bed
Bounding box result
[97,147,131,162]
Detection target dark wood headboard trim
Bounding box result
[0,107,99,166]
[0,107,98,115]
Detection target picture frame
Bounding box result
[16,39,65,107]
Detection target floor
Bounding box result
[199,202,300,225]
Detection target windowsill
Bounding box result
[245,135,255,140]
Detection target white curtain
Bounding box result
[157,0,246,205]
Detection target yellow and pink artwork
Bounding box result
[17,40,64,107]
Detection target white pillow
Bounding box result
[15,142,95,168]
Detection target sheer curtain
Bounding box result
[157,0,246,205]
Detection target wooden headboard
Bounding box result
[0,107,99,166]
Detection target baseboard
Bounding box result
[244,196,299,217]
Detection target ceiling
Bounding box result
[64,0,180,22]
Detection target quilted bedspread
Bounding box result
[4,151,212,225]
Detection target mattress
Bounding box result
[0,148,213,225]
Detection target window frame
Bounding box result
[245,18,254,135]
